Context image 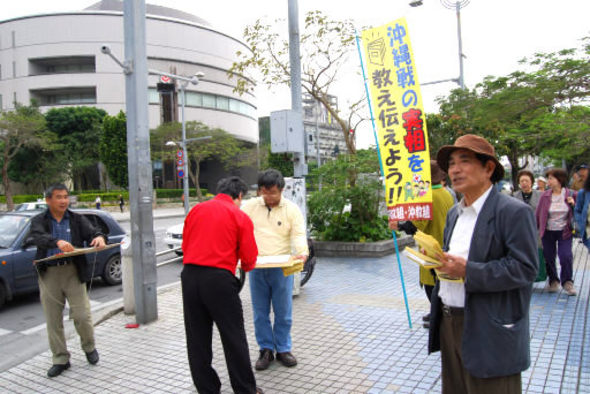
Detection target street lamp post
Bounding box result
[410,0,470,89]
[148,69,204,216]
[166,135,212,216]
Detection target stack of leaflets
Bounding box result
[403,231,464,283]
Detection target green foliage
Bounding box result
[0,194,45,204]
[430,37,590,185]
[307,149,390,242]
[0,104,51,209]
[262,148,294,177]
[154,188,207,199]
[45,106,107,189]
[151,121,249,200]
[99,111,128,188]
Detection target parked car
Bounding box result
[164,223,184,256]
[13,201,48,212]
[0,209,125,309]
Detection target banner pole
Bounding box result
[355,31,413,329]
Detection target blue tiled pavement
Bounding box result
[0,241,589,393]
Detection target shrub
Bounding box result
[307,149,391,242]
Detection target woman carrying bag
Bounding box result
[535,168,577,296]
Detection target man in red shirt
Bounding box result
[181,176,262,394]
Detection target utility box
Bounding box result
[270,110,304,153]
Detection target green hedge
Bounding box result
[1,188,208,204]
[154,188,208,198]
[0,194,45,204]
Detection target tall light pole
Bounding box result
[410,0,470,89]
[149,69,204,216]
[166,135,212,216]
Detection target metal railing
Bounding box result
[155,247,183,267]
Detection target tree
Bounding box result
[45,107,107,190]
[307,148,389,242]
[229,11,365,155]
[430,37,590,186]
[0,105,49,210]
[151,121,249,200]
[99,111,128,189]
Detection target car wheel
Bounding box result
[0,282,6,309]
[102,254,122,285]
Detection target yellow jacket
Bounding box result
[242,196,309,257]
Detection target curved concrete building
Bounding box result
[0,0,257,144]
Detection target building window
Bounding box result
[29,56,96,76]
[148,88,256,119]
[202,94,216,109]
[12,61,16,78]
[13,92,17,106]
[30,87,97,106]
[11,31,15,48]
[0,94,3,111]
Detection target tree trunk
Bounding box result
[188,159,203,202]
[2,156,13,211]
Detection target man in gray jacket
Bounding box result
[428,135,538,394]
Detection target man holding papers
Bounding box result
[28,184,106,377]
[391,160,454,328]
[428,135,538,394]
[242,169,308,371]
[181,177,263,394]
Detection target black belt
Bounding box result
[46,258,73,267]
[442,303,464,316]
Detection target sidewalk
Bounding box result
[1,243,589,393]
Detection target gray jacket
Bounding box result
[513,189,541,212]
[428,187,538,378]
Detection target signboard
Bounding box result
[177,169,184,178]
[160,75,171,83]
[361,18,432,221]
[176,150,183,158]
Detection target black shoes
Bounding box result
[255,349,274,371]
[47,362,70,378]
[86,349,100,365]
[276,352,297,367]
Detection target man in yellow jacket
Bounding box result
[390,160,455,328]
[242,169,308,371]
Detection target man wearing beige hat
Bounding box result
[428,134,538,393]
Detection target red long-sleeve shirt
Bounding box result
[182,194,258,273]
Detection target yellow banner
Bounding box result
[361,18,432,221]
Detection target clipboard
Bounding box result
[239,255,302,269]
[33,243,121,264]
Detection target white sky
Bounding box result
[3,0,590,148]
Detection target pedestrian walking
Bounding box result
[535,168,577,296]
[181,176,263,394]
[242,169,308,371]
[513,170,546,282]
[429,134,538,394]
[27,184,106,377]
[574,174,590,252]
[94,195,101,210]
[390,160,454,329]
[118,194,124,213]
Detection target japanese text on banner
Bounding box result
[361,18,432,221]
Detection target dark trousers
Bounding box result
[440,312,522,394]
[541,230,573,285]
[181,264,257,394]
